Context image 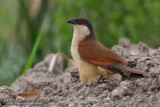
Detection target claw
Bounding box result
[76,84,84,92]
[76,76,103,92]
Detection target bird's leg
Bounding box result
[88,76,103,87]
[76,76,103,91]
[76,84,84,92]
[93,76,103,86]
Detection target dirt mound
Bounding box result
[1,38,160,107]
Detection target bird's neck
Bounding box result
[71,25,95,46]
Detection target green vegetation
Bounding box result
[22,27,43,74]
[0,0,160,85]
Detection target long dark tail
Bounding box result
[100,64,149,77]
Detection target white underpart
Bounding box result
[71,25,90,66]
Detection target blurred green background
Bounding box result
[0,0,160,86]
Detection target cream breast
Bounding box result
[71,25,90,66]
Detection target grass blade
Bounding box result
[22,28,43,74]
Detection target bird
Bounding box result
[67,18,148,92]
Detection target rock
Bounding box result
[138,41,150,54]
[0,86,17,100]
[112,45,132,58]
[119,38,131,48]
[0,86,17,106]
[111,89,123,99]
[2,38,160,106]
[149,66,160,77]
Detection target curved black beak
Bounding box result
[66,19,76,24]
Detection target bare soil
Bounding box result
[1,38,160,107]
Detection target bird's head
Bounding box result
[67,18,94,36]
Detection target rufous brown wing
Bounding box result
[78,35,128,66]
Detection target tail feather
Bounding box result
[101,64,149,77]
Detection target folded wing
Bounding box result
[78,37,128,66]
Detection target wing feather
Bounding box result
[78,37,127,66]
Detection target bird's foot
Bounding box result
[76,76,103,91]
[88,76,103,87]
[76,84,84,92]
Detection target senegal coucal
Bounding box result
[67,18,148,91]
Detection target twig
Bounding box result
[48,52,75,72]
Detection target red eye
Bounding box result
[78,21,82,24]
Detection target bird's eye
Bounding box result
[78,20,82,24]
